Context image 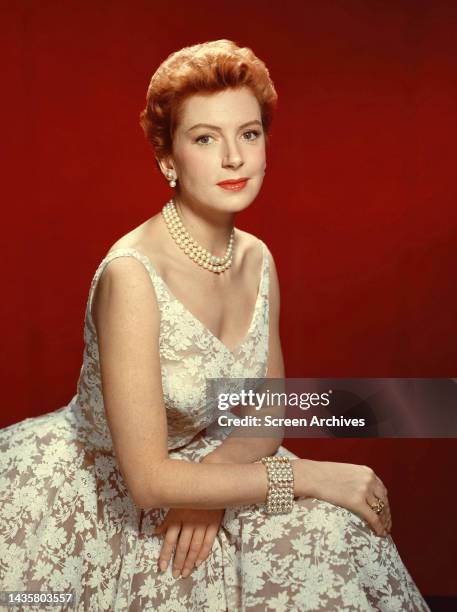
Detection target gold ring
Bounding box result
[369,499,385,515]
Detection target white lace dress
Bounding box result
[0,241,431,611]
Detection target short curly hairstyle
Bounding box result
[139,39,278,162]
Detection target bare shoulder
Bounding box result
[239,230,281,314]
[91,215,163,327]
[235,227,268,269]
[236,228,277,277]
[106,213,162,255]
[96,213,163,290]
[91,255,160,331]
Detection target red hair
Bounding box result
[139,39,278,161]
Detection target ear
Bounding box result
[156,156,175,179]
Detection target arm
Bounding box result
[92,256,310,510]
[201,243,285,465]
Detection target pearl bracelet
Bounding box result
[260,455,295,514]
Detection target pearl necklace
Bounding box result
[161,199,235,274]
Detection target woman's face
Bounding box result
[165,86,266,214]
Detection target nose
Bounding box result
[222,138,243,169]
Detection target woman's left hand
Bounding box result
[154,507,225,578]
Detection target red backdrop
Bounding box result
[2,0,456,598]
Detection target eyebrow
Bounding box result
[186,120,263,133]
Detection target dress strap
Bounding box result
[86,247,163,326]
[258,239,270,299]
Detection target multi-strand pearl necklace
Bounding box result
[161,199,235,274]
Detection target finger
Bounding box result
[172,525,194,577]
[371,477,389,506]
[158,524,181,572]
[366,492,389,534]
[379,507,391,533]
[385,505,392,531]
[374,475,388,499]
[181,526,207,578]
[373,476,392,523]
[195,523,219,565]
[363,468,390,529]
[386,513,392,532]
[356,499,385,537]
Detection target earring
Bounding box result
[166,169,177,188]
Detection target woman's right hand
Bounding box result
[294,459,392,537]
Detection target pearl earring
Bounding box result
[166,170,177,188]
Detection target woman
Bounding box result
[0,39,430,611]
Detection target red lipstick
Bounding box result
[217,177,249,191]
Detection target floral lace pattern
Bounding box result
[0,241,430,611]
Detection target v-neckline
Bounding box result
[105,242,266,357]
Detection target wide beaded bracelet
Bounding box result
[260,455,295,514]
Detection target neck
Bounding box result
[173,193,235,256]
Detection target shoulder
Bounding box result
[237,229,281,313]
[94,215,165,304]
[106,213,161,255]
[91,247,160,329]
[235,227,277,279]
[235,227,274,267]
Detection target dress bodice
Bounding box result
[68,241,270,452]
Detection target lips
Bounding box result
[217,178,249,191]
[218,180,247,191]
[217,178,249,186]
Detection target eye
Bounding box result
[243,130,261,141]
[195,134,215,145]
